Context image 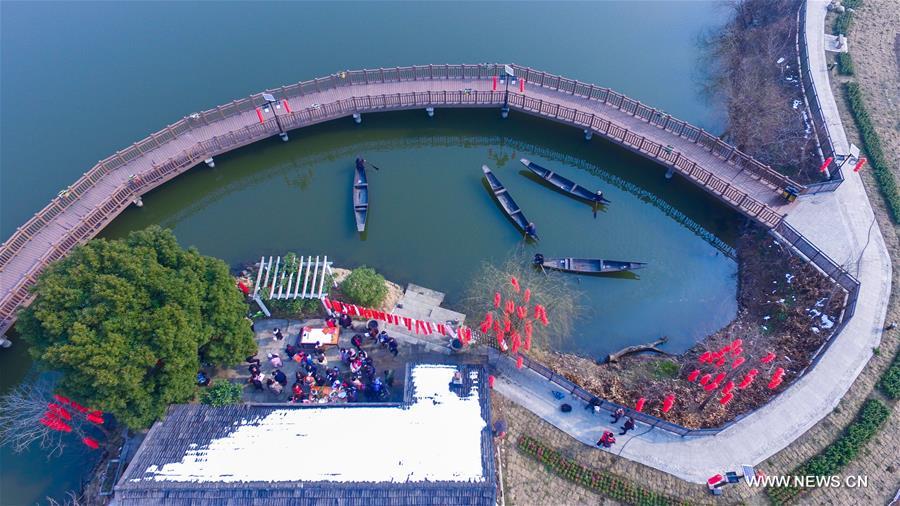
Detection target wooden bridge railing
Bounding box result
[1,63,792,334]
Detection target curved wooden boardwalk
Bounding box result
[0,63,801,336]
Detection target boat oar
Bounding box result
[365,161,382,171]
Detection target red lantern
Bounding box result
[731,338,743,349]
[82,437,100,449]
[768,377,783,389]
[713,372,726,384]
[687,369,700,382]
[715,356,727,368]
[731,356,746,369]
[480,321,491,333]
[662,395,675,413]
[523,288,531,304]
[718,345,731,354]
[731,346,743,356]
[488,375,495,388]
[48,403,72,420]
[516,306,527,320]
[540,314,549,327]
[516,355,524,369]
[505,300,515,314]
[719,392,734,405]
[524,335,532,351]
[635,397,646,412]
[747,368,759,377]
[738,375,754,389]
[53,394,71,405]
[698,352,712,363]
[699,374,712,385]
[722,381,735,394]
[761,352,776,364]
[494,292,501,309]
[524,320,533,339]
[510,276,521,293]
[510,333,521,354]
[504,318,512,333]
[704,382,719,391]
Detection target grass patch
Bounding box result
[844,82,900,223]
[649,360,680,380]
[517,435,689,505]
[765,399,890,504]
[836,53,854,75]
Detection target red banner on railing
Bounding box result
[322,297,471,344]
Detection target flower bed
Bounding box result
[516,435,689,506]
[765,399,890,504]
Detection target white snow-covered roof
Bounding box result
[128,365,488,485]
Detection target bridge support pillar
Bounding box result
[426,107,434,118]
[0,336,10,348]
[279,132,289,142]
[204,157,215,168]
[584,129,593,140]
[665,167,675,179]
[353,113,362,124]
[132,197,143,208]
[500,106,510,119]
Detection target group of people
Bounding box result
[595,408,637,449]
[244,318,401,404]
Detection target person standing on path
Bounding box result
[611,408,625,423]
[619,417,635,435]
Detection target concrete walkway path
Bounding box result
[492,0,891,484]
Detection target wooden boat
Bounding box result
[520,158,609,204]
[533,254,645,274]
[482,165,538,240]
[353,158,368,232]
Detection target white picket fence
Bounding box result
[253,255,336,300]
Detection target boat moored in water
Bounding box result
[482,165,538,240]
[353,157,369,232]
[520,158,609,204]
[533,253,645,274]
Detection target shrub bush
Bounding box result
[844,82,900,223]
[836,52,854,75]
[341,267,388,307]
[517,435,688,506]
[201,381,244,407]
[878,350,900,399]
[766,399,889,504]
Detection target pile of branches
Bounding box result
[702,0,819,181]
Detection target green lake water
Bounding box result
[1,2,733,504]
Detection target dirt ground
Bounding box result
[530,228,845,429]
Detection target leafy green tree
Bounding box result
[17,226,255,429]
[340,266,388,307]
[201,381,244,407]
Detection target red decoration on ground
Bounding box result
[731,356,746,369]
[721,381,734,395]
[662,394,675,413]
[719,392,734,405]
[510,276,521,293]
[635,397,646,412]
[699,374,712,385]
[761,352,776,363]
[687,369,700,382]
[704,382,719,391]
[731,338,743,349]
[53,394,71,405]
[713,372,726,384]
[505,300,515,314]
[715,356,727,368]
[488,375,495,388]
[516,355,524,369]
[524,335,531,351]
[738,374,754,389]
[523,288,531,304]
[82,437,100,449]
[494,292,501,309]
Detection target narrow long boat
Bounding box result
[353,158,368,232]
[482,165,538,240]
[533,254,645,274]
[520,158,609,204]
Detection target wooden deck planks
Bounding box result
[0,64,796,335]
